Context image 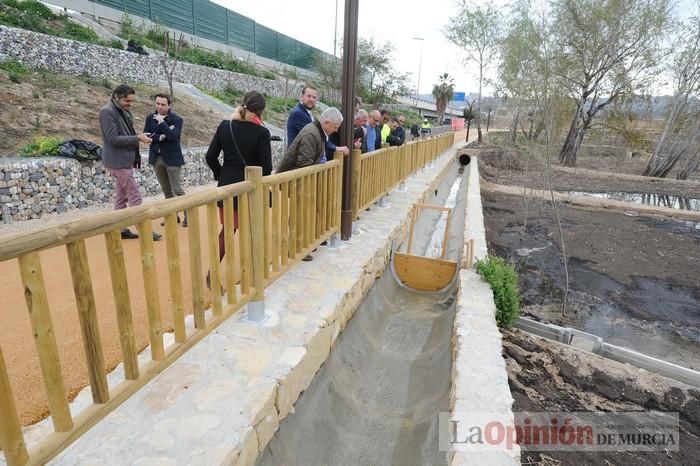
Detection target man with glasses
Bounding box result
[99,84,161,240]
[365,110,382,152]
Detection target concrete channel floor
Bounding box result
[256,162,467,466]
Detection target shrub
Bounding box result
[62,21,99,42]
[107,38,123,50]
[474,256,521,329]
[0,60,30,82]
[20,136,63,156]
[262,70,276,80]
[14,0,55,20]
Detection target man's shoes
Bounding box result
[152,232,162,241]
[121,229,138,239]
[302,255,313,262]
[321,240,328,246]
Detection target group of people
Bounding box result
[98,82,411,266]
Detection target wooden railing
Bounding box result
[353,133,454,216]
[0,133,452,465]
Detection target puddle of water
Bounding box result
[568,191,700,212]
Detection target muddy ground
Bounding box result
[476,141,700,463]
[482,188,700,369]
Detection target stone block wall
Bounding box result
[0,25,302,96]
[0,142,285,223]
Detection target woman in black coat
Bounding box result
[205,91,272,281]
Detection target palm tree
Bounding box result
[432,73,455,124]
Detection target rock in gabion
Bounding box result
[0,142,285,224]
[0,25,303,96]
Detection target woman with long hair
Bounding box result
[205,90,272,287]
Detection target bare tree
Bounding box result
[553,0,671,167]
[445,1,502,142]
[156,30,184,104]
[645,4,700,178]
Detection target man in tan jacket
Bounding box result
[276,107,346,173]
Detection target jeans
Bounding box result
[154,157,185,199]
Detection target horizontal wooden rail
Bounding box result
[0,181,256,262]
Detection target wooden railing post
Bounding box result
[0,346,29,466]
[351,148,361,220]
[18,252,73,432]
[246,167,266,323]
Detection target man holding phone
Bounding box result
[144,93,187,226]
[99,84,161,240]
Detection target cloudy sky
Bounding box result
[214,0,484,97]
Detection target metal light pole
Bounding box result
[340,0,359,240]
[412,37,424,105]
[333,0,339,57]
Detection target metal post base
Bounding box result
[379,196,389,208]
[328,232,340,249]
[247,300,266,324]
[398,181,406,192]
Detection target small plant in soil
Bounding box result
[474,256,521,329]
[20,135,62,156]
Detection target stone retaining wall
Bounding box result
[0,25,302,96]
[0,143,285,223]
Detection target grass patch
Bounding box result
[119,14,262,77]
[20,135,63,156]
[474,256,521,329]
[0,59,30,82]
[0,0,124,48]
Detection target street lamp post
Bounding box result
[412,37,424,106]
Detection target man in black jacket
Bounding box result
[387,115,406,146]
[144,93,187,226]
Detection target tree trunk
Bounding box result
[507,108,519,145]
[676,151,700,180]
[477,60,483,142]
[559,109,585,167]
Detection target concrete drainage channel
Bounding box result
[46,148,518,465]
[256,154,468,465]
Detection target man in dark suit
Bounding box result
[286,85,318,147]
[144,93,187,226]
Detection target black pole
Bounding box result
[340,0,359,240]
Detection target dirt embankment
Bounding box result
[0,70,226,155]
[477,142,700,197]
[506,330,700,466]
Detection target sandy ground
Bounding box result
[0,188,219,425]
